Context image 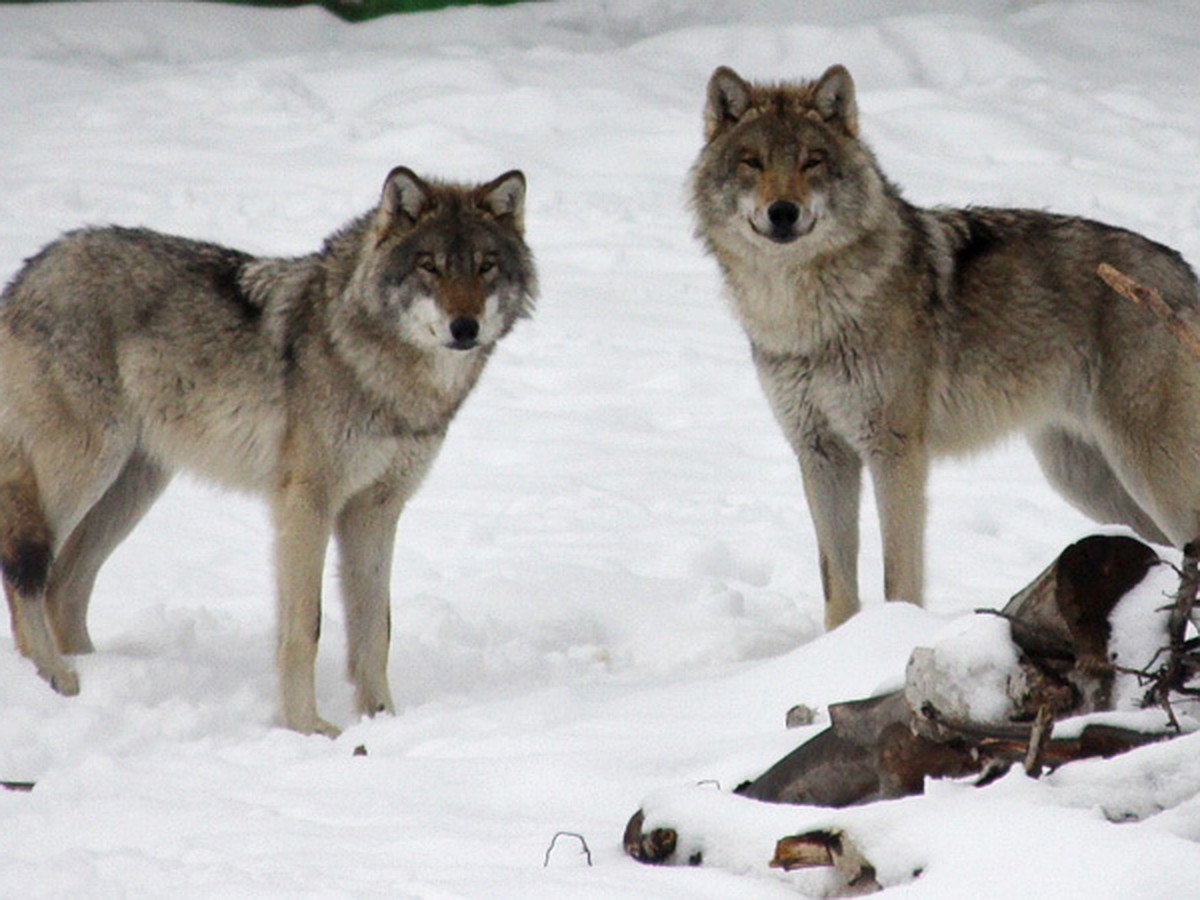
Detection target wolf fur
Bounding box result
[691,64,1200,629]
[0,167,535,735]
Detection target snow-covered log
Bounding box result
[625,534,1196,875]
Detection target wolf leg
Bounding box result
[335,480,405,719]
[46,452,171,654]
[798,436,863,629]
[868,446,928,609]
[1101,421,1200,549]
[272,481,338,737]
[1030,427,1171,545]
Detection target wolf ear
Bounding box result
[705,66,753,140]
[812,64,858,137]
[478,170,526,227]
[380,166,432,227]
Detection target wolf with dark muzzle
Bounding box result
[691,64,1200,629]
[0,167,535,735]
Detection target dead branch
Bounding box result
[772,830,840,869]
[772,829,882,893]
[1023,704,1055,777]
[623,810,678,864]
[1098,262,1200,359]
[2,780,35,793]
[1141,540,1200,729]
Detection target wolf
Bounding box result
[691,64,1200,629]
[0,167,535,735]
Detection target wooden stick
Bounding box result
[1097,263,1200,359]
[1023,704,1055,777]
[772,829,881,892]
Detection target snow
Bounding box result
[1110,562,1181,711]
[2,1,1200,896]
[905,614,1023,726]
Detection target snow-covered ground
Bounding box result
[3,1,1200,896]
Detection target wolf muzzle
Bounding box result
[764,200,815,243]
[447,316,480,350]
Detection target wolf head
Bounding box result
[352,168,536,353]
[691,65,887,257]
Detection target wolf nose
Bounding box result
[768,201,801,229]
[449,316,480,347]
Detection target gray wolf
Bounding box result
[691,64,1200,629]
[0,167,535,735]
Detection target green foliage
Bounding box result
[242,1,528,23]
[0,1,532,24]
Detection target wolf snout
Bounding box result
[447,316,480,350]
[769,200,800,229]
[762,200,815,243]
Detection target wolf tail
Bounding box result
[0,444,72,693]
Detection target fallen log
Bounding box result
[733,690,979,806]
[731,535,1169,808]
[624,534,1194,873]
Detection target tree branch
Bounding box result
[1097,262,1200,359]
[1141,540,1200,729]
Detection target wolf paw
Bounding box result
[47,667,80,696]
[354,685,395,719]
[311,718,341,739]
[285,716,341,739]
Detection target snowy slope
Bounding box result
[2,1,1199,896]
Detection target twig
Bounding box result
[1023,704,1055,777]
[2,780,35,793]
[544,831,593,868]
[1098,263,1200,360]
[1140,540,1200,729]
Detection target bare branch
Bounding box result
[772,829,882,893]
[1023,704,1055,777]
[1098,263,1200,359]
[1141,540,1200,729]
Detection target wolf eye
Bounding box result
[801,151,827,171]
[417,255,438,274]
[478,255,498,275]
[739,155,764,171]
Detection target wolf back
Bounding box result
[691,64,1200,629]
[0,167,535,735]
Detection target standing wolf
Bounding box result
[0,167,535,735]
[691,64,1200,629]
